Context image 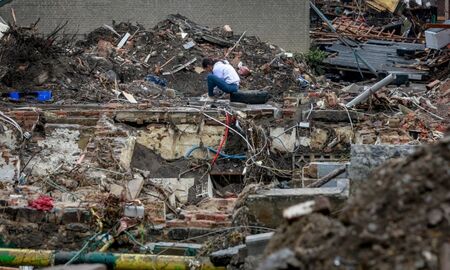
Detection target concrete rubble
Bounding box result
[0,1,449,269]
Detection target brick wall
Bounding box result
[0,0,310,52]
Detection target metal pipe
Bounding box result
[346,73,395,108]
[0,249,224,270]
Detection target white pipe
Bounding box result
[346,74,395,108]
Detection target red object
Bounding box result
[238,66,251,77]
[211,113,230,166]
[28,195,54,211]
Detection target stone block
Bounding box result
[246,232,274,256]
[245,179,350,228]
[349,144,417,182]
[59,208,91,224]
[210,245,246,266]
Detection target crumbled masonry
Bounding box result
[0,1,449,269]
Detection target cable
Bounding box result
[211,112,230,166]
[65,233,100,266]
[0,110,24,139]
[184,146,246,160]
[207,147,246,160]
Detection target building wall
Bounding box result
[0,0,310,52]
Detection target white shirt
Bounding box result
[213,61,240,85]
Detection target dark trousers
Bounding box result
[207,74,239,97]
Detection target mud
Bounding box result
[262,136,450,270]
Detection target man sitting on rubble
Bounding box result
[202,58,240,101]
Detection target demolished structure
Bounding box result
[0,0,449,269]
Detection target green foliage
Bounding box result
[295,48,328,75]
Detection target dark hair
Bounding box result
[202,58,216,68]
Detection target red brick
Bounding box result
[195,213,229,222]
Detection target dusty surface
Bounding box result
[262,136,450,270]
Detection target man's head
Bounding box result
[202,58,215,72]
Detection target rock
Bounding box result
[349,144,418,183]
[104,70,118,82]
[97,40,114,57]
[341,83,362,94]
[222,25,233,37]
[110,184,124,197]
[258,248,302,270]
[34,71,49,85]
[166,88,176,98]
[210,245,246,266]
[427,209,443,226]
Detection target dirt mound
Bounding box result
[262,136,450,269]
[0,14,309,103]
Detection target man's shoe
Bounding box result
[200,96,215,102]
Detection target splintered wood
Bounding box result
[311,17,423,43]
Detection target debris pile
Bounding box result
[261,136,450,269]
[310,0,450,81]
[0,14,312,103]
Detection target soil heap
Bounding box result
[261,136,450,270]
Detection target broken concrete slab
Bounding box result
[349,144,418,182]
[137,124,224,160]
[32,127,81,176]
[126,174,144,200]
[246,232,274,256]
[0,146,19,182]
[245,179,350,228]
[210,244,246,266]
[148,178,195,205]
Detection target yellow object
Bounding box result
[0,249,52,267]
[0,249,225,270]
[367,0,400,13]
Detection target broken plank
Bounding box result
[162,58,197,76]
[306,166,347,188]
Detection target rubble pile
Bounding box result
[0,5,448,269]
[310,0,450,81]
[261,136,450,270]
[0,14,310,103]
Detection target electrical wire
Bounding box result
[0,110,24,139]
[211,112,230,166]
[65,233,100,266]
